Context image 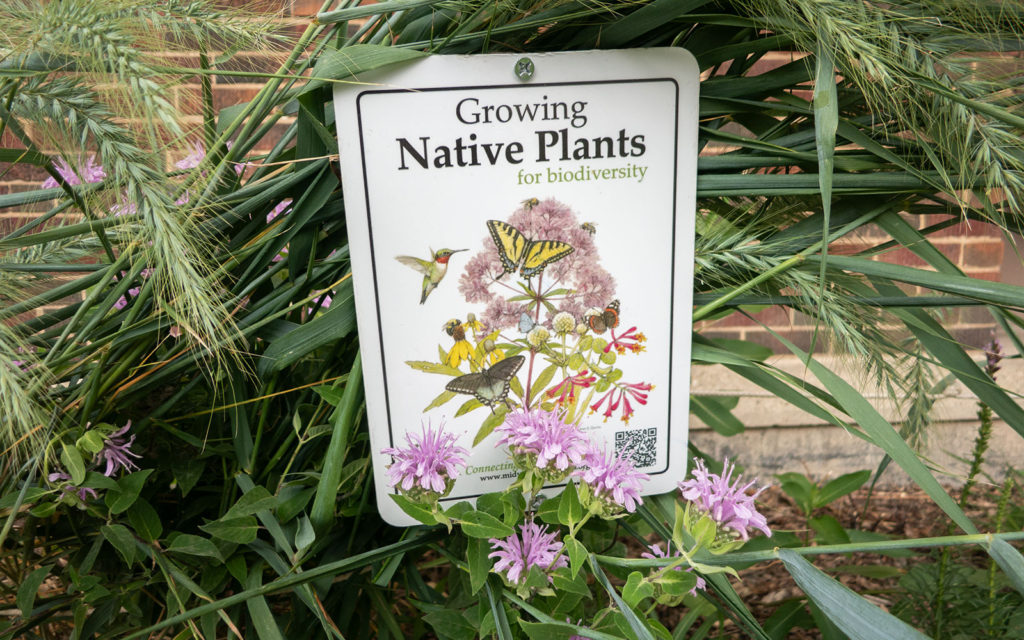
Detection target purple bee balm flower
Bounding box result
[48,471,99,501]
[267,199,293,223]
[984,337,1002,380]
[308,290,333,314]
[176,140,207,170]
[96,421,142,477]
[572,443,649,516]
[113,287,141,310]
[488,521,567,585]
[496,409,589,481]
[41,155,106,189]
[641,544,706,596]
[678,458,771,541]
[175,140,246,175]
[381,421,468,500]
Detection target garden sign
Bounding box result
[333,48,699,525]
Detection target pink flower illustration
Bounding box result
[458,199,615,331]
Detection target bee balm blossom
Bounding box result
[381,422,468,502]
[96,421,142,477]
[572,444,649,516]
[488,521,567,586]
[496,409,589,482]
[678,458,771,541]
[41,155,106,188]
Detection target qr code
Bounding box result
[615,428,657,468]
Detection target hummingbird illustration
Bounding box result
[395,248,467,304]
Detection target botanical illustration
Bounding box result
[405,198,655,447]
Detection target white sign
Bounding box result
[333,48,699,526]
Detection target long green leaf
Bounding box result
[317,0,444,24]
[779,549,929,640]
[987,538,1024,597]
[311,352,363,533]
[805,255,1024,309]
[811,38,838,354]
[245,569,286,640]
[125,531,444,638]
[767,330,977,534]
[258,278,355,375]
[588,555,656,640]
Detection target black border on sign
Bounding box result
[355,78,680,503]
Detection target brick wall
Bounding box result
[696,51,1006,353]
[1,5,1008,350]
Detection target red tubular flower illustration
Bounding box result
[604,326,647,355]
[590,381,653,423]
[546,369,597,405]
[622,381,654,405]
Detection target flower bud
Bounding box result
[527,326,550,348]
[552,312,575,334]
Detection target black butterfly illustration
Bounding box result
[446,355,524,410]
[587,300,620,334]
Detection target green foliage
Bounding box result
[777,470,871,517]
[2,0,1024,638]
[892,561,1024,639]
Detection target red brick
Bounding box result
[744,52,809,76]
[0,130,22,147]
[957,306,996,326]
[0,162,49,183]
[965,270,1002,283]
[214,52,289,85]
[963,241,1004,269]
[951,327,998,351]
[743,329,824,354]
[291,0,330,16]
[877,246,929,269]
[212,85,263,111]
[250,121,295,152]
[931,218,1001,239]
[853,222,888,239]
[830,238,874,256]
[875,240,961,266]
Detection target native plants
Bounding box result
[2,0,1024,638]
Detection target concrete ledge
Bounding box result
[688,352,1024,485]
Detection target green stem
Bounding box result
[693,201,893,322]
[598,531,1024,567]
[545,511,592,570]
